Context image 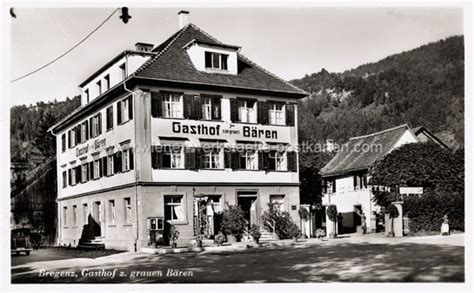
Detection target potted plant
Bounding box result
[326,204,338,239]
[289,222,302,243]
[221,205,246,243]
[386,203,399,237]
[298,207,310,238]
[249,224,262,244]
[168,225,180,248]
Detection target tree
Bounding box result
[369,142,464,208]
[326,204,338,238]
[386,204,399,237]
[33,111,57,158]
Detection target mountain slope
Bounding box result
[291,35,464,149]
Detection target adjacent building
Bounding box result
[49,11,307,251]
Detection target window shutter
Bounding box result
[117,152,123,172]
[68,169,71,185]
[212,96,221,120]
[258,101,268,125]
[230,99,238,122]
[98,113,102,135]
[75,125,80,144]
[102,157,108,176]
[185,148,196,170]
[231,151,240,170]
[117,100,122,124]
[193,95,202,120]
[68,132,71,148]
[89,117,93,137]
[263,151,270,171]
[287,151,297,172]
[195,148,203,169]
[224,150,232,168]
[85,121,89,140]
[151,92,163,118]
[129,148,134,170]
[258,150,264,170]
[88,161,93,179]
[76,166,82,183]
[128,96,133,120]
[183,94,194,119]
[98,159,103,178]
[286,104,295,126]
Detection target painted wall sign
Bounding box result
[75,138,107,157]
[399,187,423,194]
[153,119,292,144]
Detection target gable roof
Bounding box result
[320,124,412,177]
[133,24,307,97]
[412,126,451,150]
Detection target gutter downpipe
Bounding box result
[122,61,140,252]
[47,127,61,246]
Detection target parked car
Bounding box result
[11,228,33,255]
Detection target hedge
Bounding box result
[403,191,464,233]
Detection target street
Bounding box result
[11,234,464,283]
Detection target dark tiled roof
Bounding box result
[320,124,411,177]
[134,24,306,96]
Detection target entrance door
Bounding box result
[237,192,258,228]
[92,201,102,237]
[353,205,362,232]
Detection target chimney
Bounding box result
[178,10,189,29]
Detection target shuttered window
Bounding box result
[237,99,257,123]
[201,95,221,120]
[163,92,183,118]
[61,134,66,152]
[286,104,295,126]
[268,102,285,125]
[287,151,297,172]
[62,171,67,188]
[106,106,113,131]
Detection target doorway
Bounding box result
[237,191,258,228]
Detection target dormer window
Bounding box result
[97,80,102,95]
[205,52,228,70]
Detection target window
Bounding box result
[61,134,66,152]
[119,63,126,80]
[109,200,116,224]
[207,195,222,213]
[83,203,88,223]
[240,150,258,170]
[163,92,183,118]
[84,89,90,103]
[81,121,88,143]
[122,149,130,172]
[353,174,368,190]
[97,80,102,95]
[63,207,68,226]
[106,106,113,130]
[205,51,228,70]
[164,195,184,221]
[69,129,76,148]
[91,113,102,137]
[202,96,221,120]
[62,171,67,188]
[71,168,77,186]
[107,155,114,176]
[269,102,285,125]
[117,96,133,124]
[203,149,222,169]
[269,151,286,171]
[93,160,101,180]
[124,197,132,223]
[72,205,78,226]
[81,164,88,183]
[104,75,110,91]
[162,146,183,168]
[238,99,257,123]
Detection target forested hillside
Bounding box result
[292,35,464,149]
[11,96,81,171]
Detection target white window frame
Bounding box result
[71,168,77,186]
[203,149,222,169]
[124,197,132,223]
[109,200,116,224]
[121,97,131,123]
[163,93,183,118]
[270,151,287,171]
[202,97,213,120]
[107,155,114,176]
[164,195,184,221]
[122,149,130,171]
[69,129,76,148]
[269,103,286,125]
[93,160,100,180]
[242,150,258,170]
[163,146,184,168]
[238,100,257,123]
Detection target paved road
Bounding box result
[11,234,464,283]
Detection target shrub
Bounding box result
[261,203,301,239]
[168,225,179,245]
[249,224,261,241]
[326,205,337,222]
[221,205,247,238]
[298,207,310,221]
[403,191,464,233]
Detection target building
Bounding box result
[319,124,420,235]
[49,11,307,251]
[412,126,451,150]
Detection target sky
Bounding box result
[10,7,464,106]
